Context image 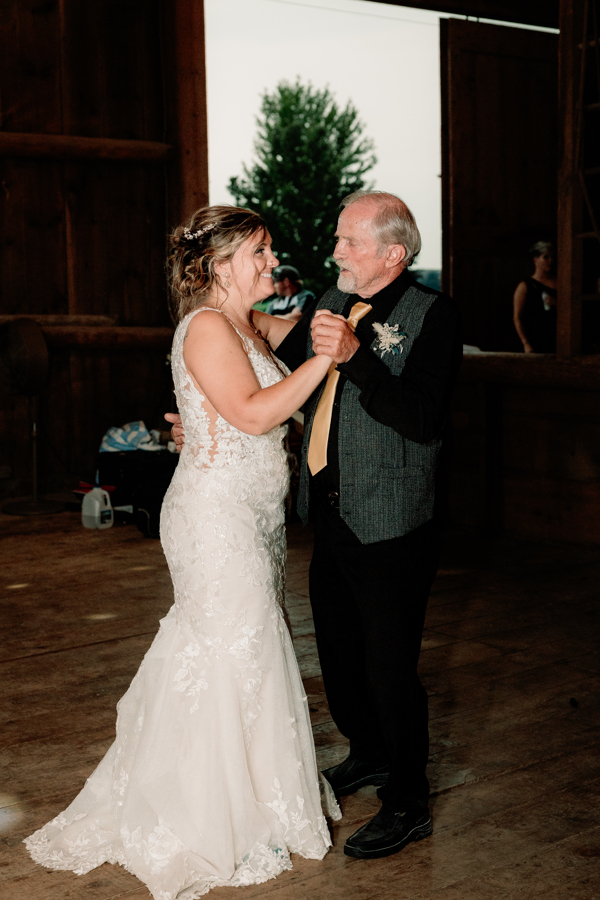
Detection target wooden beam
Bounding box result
[162,0,209,225]
[42,326,174,349]
[0,315,117,326]
[557,0,583,358]
[0,132,172,163]
[460,351,600,389]
[369,0,559,28]
[440,19,452,297]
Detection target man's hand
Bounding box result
[311,310,360,364]
[164,412,184,452]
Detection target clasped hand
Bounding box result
[165,310,357,452]
[311,309,360,364]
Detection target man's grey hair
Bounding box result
[340,190,422,266]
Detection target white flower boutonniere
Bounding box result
[372,322,407,356]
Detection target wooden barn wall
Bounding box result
[441,19,558,351]
[441,9,600,546]
[1,160,168,323]
[450,365,600,545]
[0,0,199,495]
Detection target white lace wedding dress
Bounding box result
[25,308,339,900]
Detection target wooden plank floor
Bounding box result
[1,510,599,899]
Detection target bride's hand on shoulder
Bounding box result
[252,309,296,351]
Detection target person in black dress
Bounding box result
[513,241,557,353]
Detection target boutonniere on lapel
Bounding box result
[372,322,407,356]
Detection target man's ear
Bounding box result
[385,244,406,268]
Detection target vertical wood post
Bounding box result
[440,19,452,299]
[163,0,209,226]
[58,0,77,315]
[557,0,583,358]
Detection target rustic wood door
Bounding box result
[441,19,558,350]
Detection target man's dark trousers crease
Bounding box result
[309,489,440,809]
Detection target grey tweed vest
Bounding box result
[297,281,441,544]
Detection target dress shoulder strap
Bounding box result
[190,306,253,350]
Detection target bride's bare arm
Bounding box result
[252,310,296,350]
[183,310,330,435]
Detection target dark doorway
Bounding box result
[441,18,558,350]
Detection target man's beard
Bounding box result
[337,269,357,293]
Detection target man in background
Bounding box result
[266,265,316,321]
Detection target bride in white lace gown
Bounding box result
[25,207,340,899]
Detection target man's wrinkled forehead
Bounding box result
[336,204,376,240]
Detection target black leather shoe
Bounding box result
[321,756,390,796]
[344,805,432,859]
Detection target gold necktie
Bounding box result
[307,301,372,476]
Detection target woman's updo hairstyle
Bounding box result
[529,240,555,258]
[168,205,267,321]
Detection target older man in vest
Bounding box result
[168,190,461,859]
[272,190,462,859]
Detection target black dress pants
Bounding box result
[309,494,440,809]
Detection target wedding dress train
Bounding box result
[25,308,339,899]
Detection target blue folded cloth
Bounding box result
[100,421,162,452]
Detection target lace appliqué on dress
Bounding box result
[25,306,338,900]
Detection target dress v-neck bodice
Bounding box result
[171,307,290,470]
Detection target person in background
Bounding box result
[513,241,557,353]
[266,265,316,321]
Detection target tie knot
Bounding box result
[347,301,373,331]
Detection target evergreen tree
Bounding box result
[228,79,376,295]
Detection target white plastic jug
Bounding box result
[82,485,114,530]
